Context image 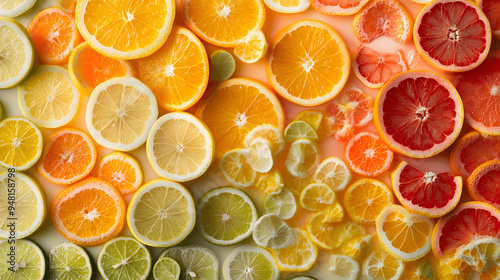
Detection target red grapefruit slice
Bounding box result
[392,161,462,218]
[454,52,500,135]
[353,45,408,88]
[414,0,491,72]
[467,161,500,208]
[477,0,500,38]
[311,0,370,15]
[374,70,464,158]
[432,202,500,258]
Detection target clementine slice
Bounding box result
[51,177,126,246]
[311,0,370,15]
[467,161,500,209]
[477,0,500,38]
[98,151,143,195]
[344,132,393,177]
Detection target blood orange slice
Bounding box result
[392,161,462,218]
[344,132,393,177]
[414,0,491,72]
[467,161,500,209]
[353,45,408,89]
[454,52,500,135]
[449,131,500,178]
[311,0,370,15]
[432,201,500,258]
[374,70,464,158]
[477,0,500,38]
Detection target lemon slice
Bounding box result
[49,242,92,280]
[245,125,285,157]
[263,188,297,220]
[223,245,278,280]
[255,168,283,195]
[0,239,45,280]
[313,156,351,191]
[153,257,180,280]
[285,121,318,142]
[18,65,79,128]
[98,237,151,280]
[293,110,324,131]
[0,0,36,17]
[272,228,318,272]
[0,17,34,89]
[86,77,158,151]
[234,30,268,64]
[285,138,320,178]
[0,171,45,239]
[247,138,274,173]
[252,214,296,249]
[220,149,257,187]
[299,183,335,211]
[0,116,43,171]
[147,112,214,182]
[363,249,404,280]
[127,179,196,247]
[160,245,219,280]
[329,255,359,280]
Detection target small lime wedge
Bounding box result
[49,241,92,280]
[0,239,45,280]
[160,245,219,280]
[153,257,180,280]
[210,50,235,83]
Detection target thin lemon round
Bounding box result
[0,239,45,280]
[272,228,318,272]
[313,156,351,191]
[363,249,404,280]
[220,149,257,187]
[299,183,335,211]
[328,255,360,280]
[160,245,219,280]
[0,0,36,17]
[284,121,318,142]
[263,188,297,220]
[285,138,320,178]
[223,245,279,280]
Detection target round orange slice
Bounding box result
[467,160,500,209]
[51,177,126,246]
[311,0,370,15]
[38,128,97,185]
[266,19,350,107]
[414,0,491,72]
[98,151,143,195]
[478,0,500,38]
[263,0,310,13]
[374,70,464,158]
[344,132,393,176]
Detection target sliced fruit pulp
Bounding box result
[469,161,500,206]
[354,46,407,87]
[450,131,500,177]
[381,210,432,254]
[479,0,500,37]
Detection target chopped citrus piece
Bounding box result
[210,50,236,83]
[293,110,324,131]
[98,151,143,195]
[220,149,257,187]
[245,125,285,157]
[0,239,45,280]
[49,241,92,280]
[263,0,309,13]
[252,214,296,249]
[328,255,360,280]
[307,213,366,250]
[285,138,320,178]
[455,237,500,272]
[345,178,393,225]
[438,255,472,280]
[234,30,268,64]
[160,245,219,280]
[311,0,369,15]
[0,0,36,17]
[322,201,345,223]
[285,121,318,142]
[478,0,500,38]
[299,183,335,211]
[344,132,393,176]
[341,235,371,260]
[255,168,283,195]
[404,260,436,280]
[313,156,351,191]
[263,188,297,220]
[283,170,313,195]
[363,249,404,280]
[247,138,273,173]
[272,228,318,272]
[223,245,279,280]
[53,0,77,13]
[153,257,180,280]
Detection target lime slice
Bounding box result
[328,255,360,280]
[0,239,45,280]
[223,245,278,280]
[198,187,258,245]
[247,138,273,173]
[288,276,317,280]
[210,50,235,83]
[0,18,34,88]
[153,257,180,280]
[284,121,318,142]
[127,179,195,247]
[49,241,92,280]
[160,245,219,280]
[0,0,36,17]
[252,214,296,249]
[98,236,151,280]
[263,188,297,220]
[0,172,45,239]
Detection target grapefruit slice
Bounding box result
[449,131,500,178]
[414,0,491,72]
[432,201,500,258]
[374,70,464,158]
[454,52,500,135]
[353,45,408,89]
[311,0,370,15]
[467,160,500,209]
[477,0,500,38]
[391,161,462,218]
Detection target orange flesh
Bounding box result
[345,133,392,176]
[76,46,129,88]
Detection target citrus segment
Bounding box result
[313,156,351,191]
[438,255,473,280]
[153,257,180,280]
[362,249,404,280]
[209,50,235,83]
[223,245,278,280]
[481,261,500,280]
[252,214,296,249]
[263,0,310,13]
[220,149,257,187]
[345,178,393,225]
[160,245,219,280]
[478,0,500,38]
[328,255,360,280]
[311,0,370,15]
[245,125,285,157]
[98,151,143,195]
[234,30,268,64]
[263,188,297,220]
[272,228,318,272]
[49,241,92,280]
[344,132,393,176]
[299,183,335,211]
[467,160,500,208]
[285,138,320,178]
[0,239,45,280]
[0,0,36,17]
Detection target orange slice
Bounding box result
[467,160,500,209]
[98,151,143,195]
[344,132,393,176]
[263,0,310,13]
[196,78,284,159]
[374,70,464,158]
[233,30,268,64]
[38,128,97,185]
[51,177,126,246]
[344,178,393,225]
[311,0,370,15]
[438,255,473,280]
[265,19,350,106]
[478,0,500,38]
[353,0,412,44]
[272,228,318,272]
[27,7,82,64]
[353,45,408,88]
[181,0,265,47]
[135,26,209,111]
[414,0,491,72]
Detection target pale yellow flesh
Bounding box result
[0,25,27,83]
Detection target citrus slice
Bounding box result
[223,245,278,280]
[313,156,351,191]
[341,235,371,260]
[52,177,126,246]
[76,0,175,59]
[209,50,235,83]
[299,183,335,211]
[449,131,500,178]
[234,30,268,64]
[284,121,318,142]
[160,245,219,280]
[244,125,285,157]
[432,201,500,258]
[363,249,404,280]
[454,52,500,135]
[220,149,257,187]
[0,17,34,89]
[404,260,436,280]
[392,161,462,218]
[263,0,309,13]
[374,70,464,158]
[153,257,180,280]
[252,214,296,249]
[266,19,350,106]
[455,236,500,272]
[311,0,369,15]
[344,178,394,225]
[353,45,408,88]
[0,0,36,17]
[247,138,274,173]
[478,0,500,38]
[0,239,45,280]
[263,188,297,220]
[49,241,92,280]
[481,261,500,280]
[127,179,195,247]
[98,151,143,195]
[328,255,360,280]
[135,26,209,111]
[255,168,283,195]
[27,7,82,64]
[198,187,258,245]
[344,132,393,176]
[86,77,158,151]
[98,237,151,280]
[273,228,318,272]
[283,171,313,195]
[196,78,285,159]
[285,138,320,178]
[353,0,413,44]
[181,0,265,47]
[0,116,42,171]
[147,112,214,182]
[38,128,96,185]
[322,201,345,223]
[467,161,500,208]
[18,65,79,128]
[293,110,324,131]
[414,0,491,72]
[307,213,366,250]
[68,42,135,97]
[0,172,45,239]
[54,0,77,13]
[438,255,472,280]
